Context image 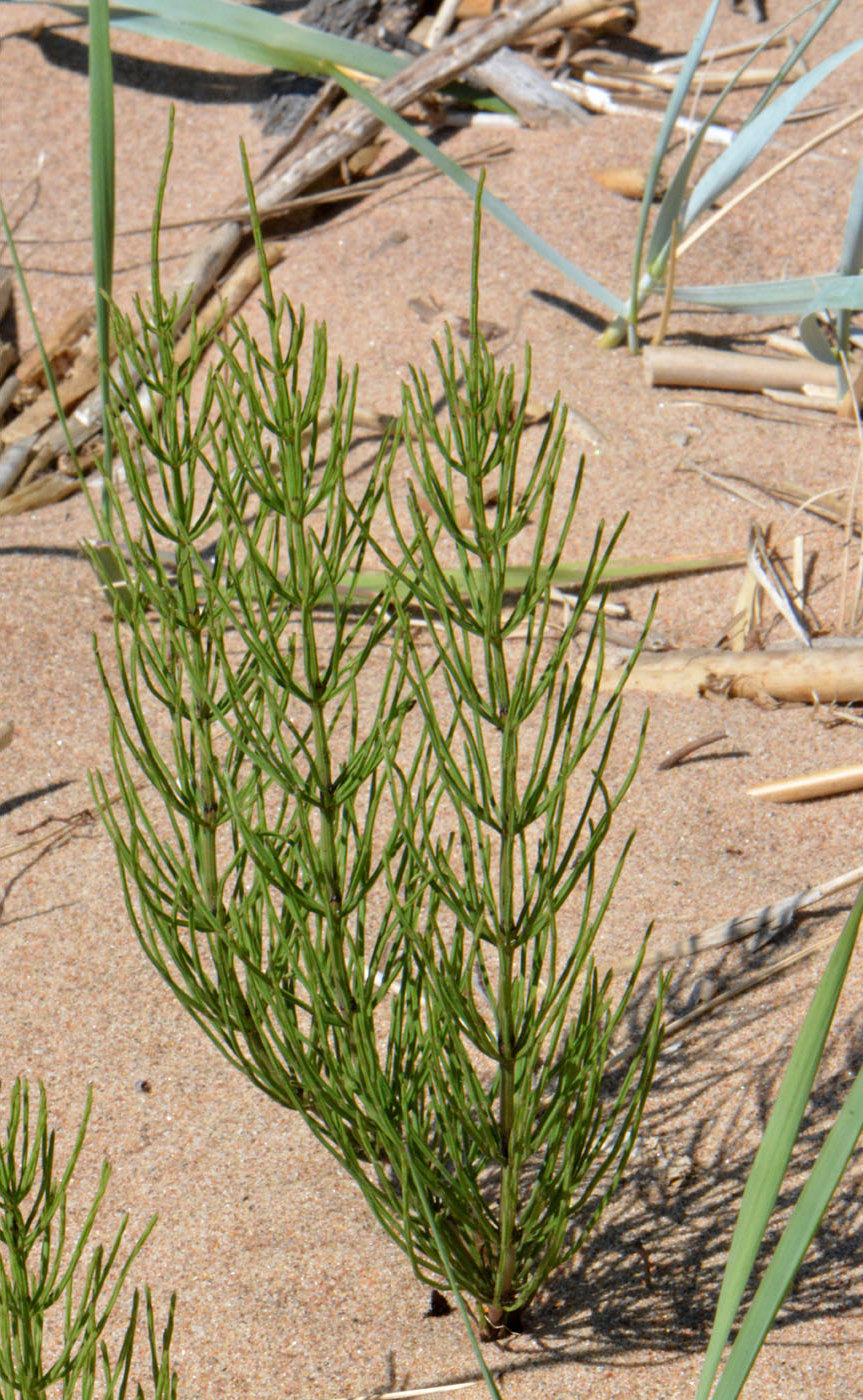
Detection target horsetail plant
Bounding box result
[88,149,664,1333]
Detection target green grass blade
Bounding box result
[711,1047,863,1400]
[89,0,115,533]
[684,35,863,231]
[343,548,741,604]
[672,270,863,316]
[694,881,863,1400]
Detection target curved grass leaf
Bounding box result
[333,66,625,315]
[695,881,863,1400]
[797,312,840,367]
[684,34,863,231]
[34,0,406,79]
[673,270,863,317]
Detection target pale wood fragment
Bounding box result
[16,304,94,387]
[599,643,863,705]
[762,387,839,413]
[427,0,464,47]
[0,434,37,499]
[0,341,16,383]
[749,764,863,803]
[0,468,80,517]
[2,332,101,446]
[466,45,588,125]
[593,164,653,199]
[522,0,635,36]
[644,345,837,394]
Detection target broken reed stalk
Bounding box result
[576,63,792,94]
[597,644,863,705]
[656,729,728,770]
[749,764,863,803]
[643,345,838,396]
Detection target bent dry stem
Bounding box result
[91,157,665,1332]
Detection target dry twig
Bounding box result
[598,642,863,705]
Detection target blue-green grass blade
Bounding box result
[684,35,863,231]
[601,0,723,346]
[748,0,845,122]
[89,0,115,533]
[673,270,863,316]
[711,1044,863,1400]
[334,67,625,317]
[694,881,863,1400]
[836,153,863,352]
[797,312,839,367]
[635,0,720,284]
[610,0,847,346]
[645,2,814,277]
[39,0,406,79]
[38,1,505,108]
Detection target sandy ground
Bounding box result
[2,2,863,1397]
